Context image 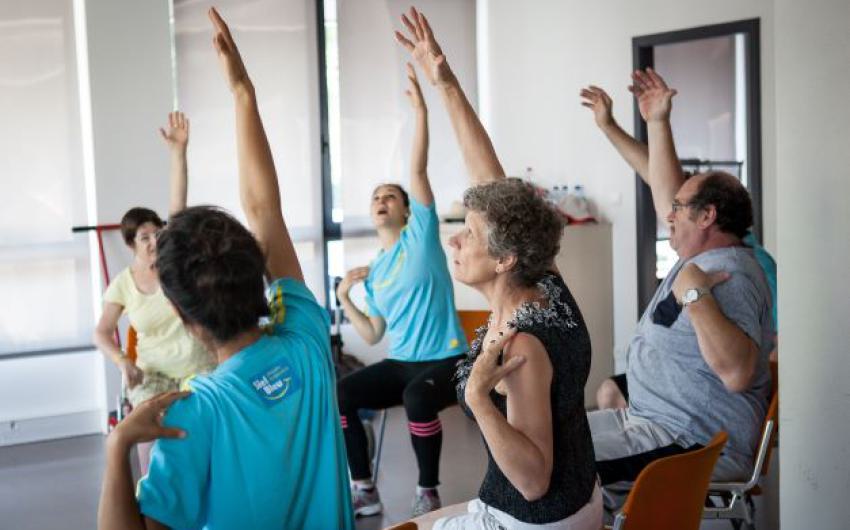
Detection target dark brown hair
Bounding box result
[156,206,269,343]
[120,207,164,246]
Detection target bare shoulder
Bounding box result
[504,332,552,380]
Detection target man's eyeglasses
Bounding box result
[671,200,697,213]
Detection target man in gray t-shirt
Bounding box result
[627,246,773,476]
[581,69,774,515]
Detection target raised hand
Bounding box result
[629,67,677,123]
[111,391,190,446]
[404,62,426,110]
[394,7,453,87]
[580,85,615,130]
[208,7,251,94]
[159,111,189,150]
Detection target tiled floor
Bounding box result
[0,406,777,529]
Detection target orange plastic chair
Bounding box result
[609,431,729,530]
[126,325,138,363]
[457,309,489,343]
[704,360,779,528]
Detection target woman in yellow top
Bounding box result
[92,112,215,472]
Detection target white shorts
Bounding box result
[432,484,602,530]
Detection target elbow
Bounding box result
[720,365,756,394]
[517,474,551,502]
[513,465,552,502]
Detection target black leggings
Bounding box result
[337,354,464,488]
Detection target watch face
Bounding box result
[683,289,699,304]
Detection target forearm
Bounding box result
[688,297,758,392]
[94,330,125,366]
[339,296,381,345]
[468,394,549,499]
[168,147,188,216]
[647,120,685,219]
[98,436,145,530]
[601,121,650,181]
[233,83,282,218]
[409,107,434,205]
[438,77,505,186]
[411,109,428,179]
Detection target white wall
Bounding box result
[775,0,850,526]
[477,0,776,364]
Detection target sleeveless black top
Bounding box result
[455,272,597,524]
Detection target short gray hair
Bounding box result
[463,178,565,287]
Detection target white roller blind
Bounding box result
[0,0,92,355]
[334,0,477,228]
[173,0,326,302]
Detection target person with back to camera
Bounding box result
[395,7,603,529]
[93,111,215,474]
[335,60,468,518]
[96,8,354,529]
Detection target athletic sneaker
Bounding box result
[351,485,383,517]
[411,488,442,517]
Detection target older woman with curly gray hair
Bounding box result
[396,7,602,530]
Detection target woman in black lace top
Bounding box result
[396,8,602,529]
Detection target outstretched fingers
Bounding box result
[394,30,415,51]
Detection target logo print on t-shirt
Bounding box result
[249,361,301,406]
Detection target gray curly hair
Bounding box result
[463,178,565,287]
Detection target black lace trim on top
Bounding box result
[454,273,577,393]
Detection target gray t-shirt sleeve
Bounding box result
[702,267,766,350]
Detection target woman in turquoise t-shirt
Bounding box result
[97,9,354,530]
[336,63,467,518]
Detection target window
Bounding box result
[0,0,92,355]
[172,0,326,302]
[321,0,477,299]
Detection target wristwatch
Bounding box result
[681,287,710,306]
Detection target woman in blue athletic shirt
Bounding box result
[97,8,354,530]
[336,63,467,518]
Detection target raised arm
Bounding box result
[580,85,650,179]
[159,112,190,216]
[405,63,434,206]
[395,7,505,185]
[209,7,302,282]
[630,68,686,221]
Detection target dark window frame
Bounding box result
[632,18,762,316]
[315,0,342,315]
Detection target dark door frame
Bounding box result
[632,18,762,316]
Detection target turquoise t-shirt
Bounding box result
[743,232,778,329]
[364,197,467,362]
[137,278,355,530]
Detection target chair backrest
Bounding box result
[457,310,490,344]
[617,431,728,530]
[758,360,779,477]
[126,326,138,363]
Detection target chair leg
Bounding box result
[371,409,389,485]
